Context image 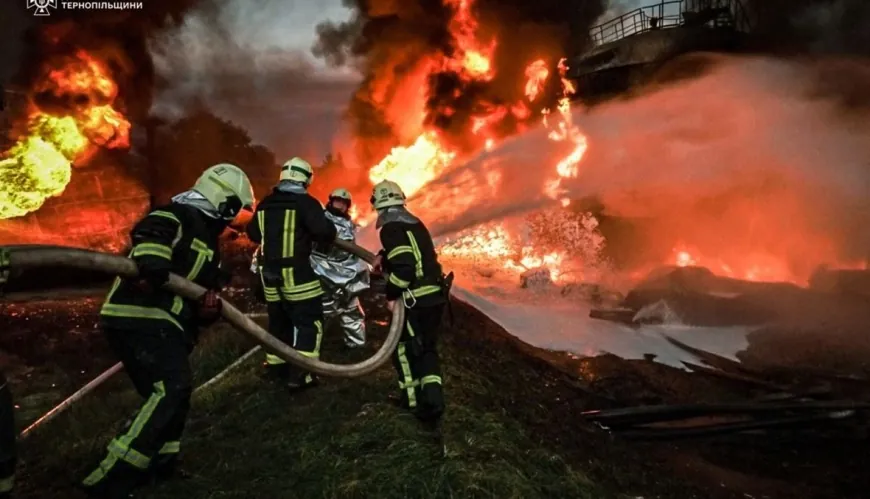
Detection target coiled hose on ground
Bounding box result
[0,239,403,378]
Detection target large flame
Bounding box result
[0,49,131,220]
[356,0,590,282]
[350,1,867,288]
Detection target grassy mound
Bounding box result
[13,294,706,499]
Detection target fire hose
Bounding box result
[0,240,404,378]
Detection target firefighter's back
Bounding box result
[254,189,335,301]
[100,202,222,334]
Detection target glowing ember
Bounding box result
[0,50,130,219]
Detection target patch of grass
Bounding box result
[145,353,604,499]
[13,295,691,499]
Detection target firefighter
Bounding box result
[310,188,369,349]
[370,180,451,429]
[247,157,337,391]
[0,369,15,499]
[81,163,255,498]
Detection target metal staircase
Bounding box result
[588,0,753,47]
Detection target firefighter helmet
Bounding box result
[193,163,255,221]
[280,157,314,186]
[329,188,352,204]
[370,180,406,210]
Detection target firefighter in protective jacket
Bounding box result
[247,157,337,390]
[310,188,369,348]
[370,180,450,426]
[0,369,15,499]
[81,163,255,498]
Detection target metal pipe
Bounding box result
[193,346,262,394]
[18,362,124,440]
[21,334,262,439]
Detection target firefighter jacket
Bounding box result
[246,182,337,302]
[310,207,370,299]
[377,207,447,307]
[100,202,225,338]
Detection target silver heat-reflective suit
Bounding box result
[310,209,369,347]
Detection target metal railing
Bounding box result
[589,0,753,47]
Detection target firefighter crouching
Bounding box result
[310,188,369,349]
[247,157,337,391]
[370,180,452,429]
[81,163,255,498]
[0,369,15,499]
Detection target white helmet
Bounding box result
[193,163,255,220]
[280,157,314,186]
[370,180,406,210]
[329,188,352,204]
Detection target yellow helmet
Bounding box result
[192,163,255,220]
[280,157,314,186]
[370,180,406,210]
[329,188,352,203]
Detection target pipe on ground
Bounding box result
[0,240,403,378]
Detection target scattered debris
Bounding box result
[583,400,869,440]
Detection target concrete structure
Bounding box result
[569,0,753,100]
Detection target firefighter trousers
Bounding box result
[264,296,324,385]
[392,304,446,422]
[82,325,192,495]
[0,370,15,498]
[323,290,366,348]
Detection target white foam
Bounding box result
[449,280,752,369]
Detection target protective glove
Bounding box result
[197,289,223,326]
[372,250,385,275]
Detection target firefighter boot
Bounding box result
[285,367,319,394]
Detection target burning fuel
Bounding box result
[397,53,870,285]
[0,50,130,220]
[1,0,866,291]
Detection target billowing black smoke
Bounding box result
[746,0,870,56]
[313,0,608,168]
[6,1,204,124]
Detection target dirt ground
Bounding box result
[1,283,868,498]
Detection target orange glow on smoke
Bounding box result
[672,245,798,283]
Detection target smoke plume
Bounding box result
[745,0,870,56]
[313,0,608,170]
[594,0,645,24]
[147,0,359,166]
[4,1,204,124]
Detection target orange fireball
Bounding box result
[0,50,130,219]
